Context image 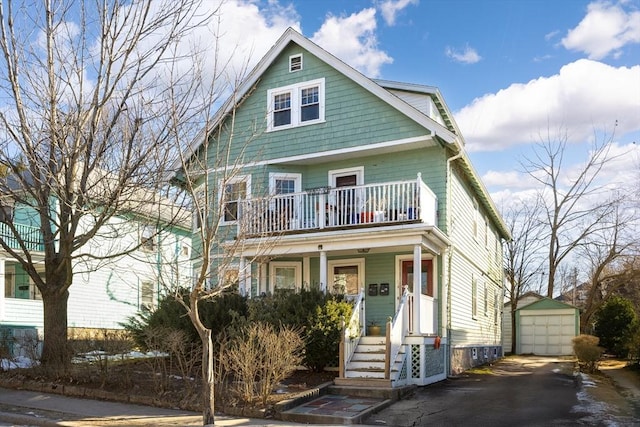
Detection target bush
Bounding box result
[247,289,352,372]
[122,289,248,349]
[305,298,353,372]
[572,334,603,373]
[225,322,304,406]
[594,295,637,358]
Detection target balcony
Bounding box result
[0,222,44,252]
[239,174,437,237]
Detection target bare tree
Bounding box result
[502,195,545,353]
[0,0,208,368]
[578,198,639,331]
[522,127,618,297]
[158,29,281,421]
[169,95,276,424]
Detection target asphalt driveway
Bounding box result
[363,355,637,426]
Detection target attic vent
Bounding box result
[289,54,302,72]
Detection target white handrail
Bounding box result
[341,290,364,376]
[386,286,410,379]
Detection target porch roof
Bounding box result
[229,224,450,258]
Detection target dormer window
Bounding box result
[289,54,302,72]
[267,78,325,131]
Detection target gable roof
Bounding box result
[517,296,579,311]
[178,27,510,240]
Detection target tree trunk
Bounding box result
[40,289,70,369]
[202,328,215,426]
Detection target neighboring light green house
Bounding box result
[0,192,192,357]
[186,28,511,385]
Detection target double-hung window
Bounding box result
[300,86,319,121]
[273,93,291,127]
[221,176,250,224]
[267,78,325,131]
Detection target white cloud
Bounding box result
[311,8,393,78]
[482,170,531,189]
[445,45,482,64]
[377,0,419,26]
[562,0,640,59]
[455,59,640,152]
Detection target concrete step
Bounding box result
[329,381,416,399]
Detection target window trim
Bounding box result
[266,78,325,131]
[140,225,156,253]
[471,276,478,320]
[140,280,155,311]
[219,175,251,225]
[269,261,302,292]
[269,173,302,194]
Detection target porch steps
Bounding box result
[342,336,406,381]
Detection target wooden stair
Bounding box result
[334,336,406,388]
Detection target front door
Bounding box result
[328,258,364,297]
[400,259,433,297]
[400,259,436,334]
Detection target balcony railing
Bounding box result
[0,222,44,252]
[240,173,437,236]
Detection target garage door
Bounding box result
[519,314,575,355]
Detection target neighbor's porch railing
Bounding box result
[385,286,412,380]
[339,290,365,378]
[240,173,437,236]
[0,222,44,252]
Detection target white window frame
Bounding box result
[471,276,478,320]
[140,225,156,252]
[472,199,479,240]
[327,258,364,296]
[269,261,302,292]
[219,175,251,225]
[194,188,206,230]
[140,280,155,311]
[269,173,302,195]
[267,78,325,131]
[289,54,303,72]
[484,283,489,316]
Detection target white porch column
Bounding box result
[303,256,310,290]
[259,262,267,296]
[239,257,247,297]
[413,244,422,334]
[319,250,327,294]
[0,258,5,321]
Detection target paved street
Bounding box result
[1,356,638,426]
[364,356,637,426]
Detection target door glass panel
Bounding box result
[275,266,296,290]
[332,265,359,295]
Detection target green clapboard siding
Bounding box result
[207,42,431,168]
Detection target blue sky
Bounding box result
[200,0,640,204]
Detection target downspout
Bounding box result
[445,150,463,377]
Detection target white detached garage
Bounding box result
[516,298,579,356]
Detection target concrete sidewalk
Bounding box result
[0,387,325,426]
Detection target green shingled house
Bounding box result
[186,28,511,386]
